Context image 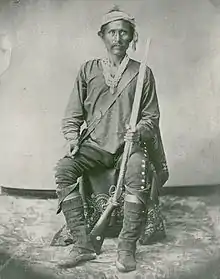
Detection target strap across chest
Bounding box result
[79,60,139,144]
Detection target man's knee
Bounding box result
[55,157,74,174]
[55,156,78,186]
[125,151,149,188]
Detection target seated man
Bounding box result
[54,7,169,273]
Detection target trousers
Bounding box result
[55,142,151,213]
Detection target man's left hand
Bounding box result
[124,125,140,143]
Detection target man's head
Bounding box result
[98,7,137,57]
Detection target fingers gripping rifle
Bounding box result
[89,39,151,255]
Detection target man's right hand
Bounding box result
[68,139,79,157]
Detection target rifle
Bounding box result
[89,39,151,255]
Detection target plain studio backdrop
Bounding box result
[0,0,220,189]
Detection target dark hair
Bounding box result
[99,21,135,41]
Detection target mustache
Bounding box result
[111,43,124,48]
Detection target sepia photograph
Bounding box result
[0,0,220,278]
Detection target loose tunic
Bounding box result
[61,58,160,155]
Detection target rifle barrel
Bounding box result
[89,39,151,252]
[112,39,151,202]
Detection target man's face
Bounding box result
[100,20,133,57]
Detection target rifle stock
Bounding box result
[90,143,132,255]
[90,200,117,255]
[89,39,151,255]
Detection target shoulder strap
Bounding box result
[79,72,138,144]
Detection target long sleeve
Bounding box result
[136,67,160,142]
[61,64,87,141]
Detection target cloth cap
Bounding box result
[100,6,136,29]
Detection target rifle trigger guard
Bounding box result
[109,185,116,197]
